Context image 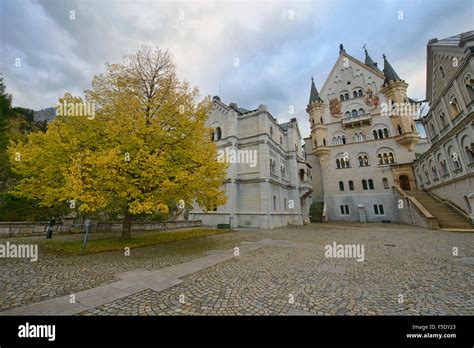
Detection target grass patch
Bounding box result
[42,228,229,255]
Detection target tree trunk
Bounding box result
[121,209,133,239]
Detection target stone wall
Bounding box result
[0,219,202,237]
[392,186,439,229]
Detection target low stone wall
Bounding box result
[0,220,202,237]
[96,220,202,232]
[392,186,439,230]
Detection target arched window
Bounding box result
[378,154,383,164]
[430,123,436,138]
[270,126,273,138]
[332,137,336,145]
[349,180,354,191]
[339,181,344,191]
[382,178,389,189]
[450,97,460,117]
[320,117,323,124]
[368,179,374,190]
[342,136,346,145]
[383,128,389,138]
[378,129,383,139]
[465,144,474,164]
[273,195,277,211]
[358,89,363,97]
[323,138,327,146]
[344,111,350,119]
[353,91,358,98]
[336,158,341,169]
[344,93,349,100]
[216,127,222,140]
[337,136,341,144]
[363,155,369,166]
[373,130,378,140]
[210,129,215,141]
[389,152,395,163]
[358,156,364,167]
[451,153,461,169]
[397,125,403,135]
[464,74,474,100]
[383,153,389,164]
[358,108,364,116]
[362,180,368,190]
[440,113,447,128]
[340,94,344,102]
[351,109,357,118]
[439,65,445,79]
[299,169,305,181]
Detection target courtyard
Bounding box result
[0,223,473,316]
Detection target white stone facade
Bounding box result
[413,31,474,223]
[305,46,421,223]
[188,97,312,229]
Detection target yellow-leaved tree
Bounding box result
[9,46,227,239]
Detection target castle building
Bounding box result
[413,31,474,224]
[188,96,312,229]
[305,45,421,223]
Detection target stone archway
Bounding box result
[399,175,411,190]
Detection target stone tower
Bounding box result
[379,54,419,151]
[306,77,330,159]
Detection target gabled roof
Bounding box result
[320,49,385,95]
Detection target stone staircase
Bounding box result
[410,190,473,230]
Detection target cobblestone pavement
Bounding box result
[1,223,473,315]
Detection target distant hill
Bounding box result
[34,107,56,123]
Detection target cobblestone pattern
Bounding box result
[1,223,473,315]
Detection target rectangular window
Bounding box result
[349,181,354,191]
[373,205,379,215]
[344,205,349,215]
[339,181,344,191]
[379,204,384,215]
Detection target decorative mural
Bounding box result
[329,98,342,117]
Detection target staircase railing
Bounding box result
[392,185,440,230]
[426,190,473,225]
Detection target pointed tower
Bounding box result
[379,54,419,151]
[307,77,330,159]
[364,48,382,73]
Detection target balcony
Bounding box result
[342,114,371,128]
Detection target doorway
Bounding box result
[399,175,411,190]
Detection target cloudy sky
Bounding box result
[0,0,472,137]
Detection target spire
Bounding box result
[309,77,323,104]
[382,54,403,86]
[364,47,381,72]
[339,43,345,54]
